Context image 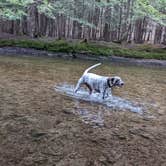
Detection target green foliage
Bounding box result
[0,39,165,60]
[111,46,166,59]
[46,40,74,53]
[135,0,166,25]
[0,0,165,27]
[0,0,34,19]
[0,39,111,56]
[73,43,112,55]
[37,0,96,28]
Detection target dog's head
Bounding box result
[108,76,124,87]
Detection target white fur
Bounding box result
[74,63,124,99]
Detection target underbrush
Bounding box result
[0,39,165,60]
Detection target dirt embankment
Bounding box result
[0,46,166,67]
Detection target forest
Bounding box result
[1,1,166,166]
[0,0,166,44]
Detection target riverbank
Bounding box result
[0,46,166,67]
[1,38,166,58]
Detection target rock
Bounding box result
[29,129,47,139]
[62,109,72,114]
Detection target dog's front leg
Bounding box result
[102,88,107,99]
[106,88,111,97]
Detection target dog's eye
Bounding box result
[115,80,119,84]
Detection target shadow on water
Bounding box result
[55,83,144,126]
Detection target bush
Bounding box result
[0,39,165,60]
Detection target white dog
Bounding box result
[74,63,124,99]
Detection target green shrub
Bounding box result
[0,39,165,60]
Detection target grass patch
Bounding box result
[0,39,165,60]
[111,47,166,60]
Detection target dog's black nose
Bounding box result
[121,83,124,86]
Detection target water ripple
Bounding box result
[54,83,143,114]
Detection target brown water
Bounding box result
[0,55,166,165]
[53,58,166,126]
[1,55,165,125]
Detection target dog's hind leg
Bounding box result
[85,83,92,95]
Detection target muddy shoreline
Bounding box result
[0,46,166,67]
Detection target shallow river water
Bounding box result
[1,55,165,126]
[52,59,166,126]
[0,55,166,165]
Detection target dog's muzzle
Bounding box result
[120,82,124,86]
[117,82,124,87]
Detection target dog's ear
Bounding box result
[108,77,114,87]
[111,77,115,83]
[110,77,115,85]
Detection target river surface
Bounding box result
[1,55,165,126]
[0,55,166,165]
[53,58,166,126]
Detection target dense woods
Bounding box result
[0,0,166,44]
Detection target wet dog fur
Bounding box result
[74,63,124,99]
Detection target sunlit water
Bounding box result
[55,83,144,127]
[50,59,165,127]
[55,84,143,113]
[0,56,166,127]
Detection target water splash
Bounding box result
[54,83,143,114]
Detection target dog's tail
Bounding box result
[83,63,101,75]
